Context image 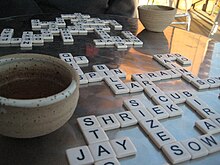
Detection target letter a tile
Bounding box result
[89,141,116,162]
[195,119,220,134]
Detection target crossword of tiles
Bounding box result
[59,52,220,165]
[0,12,219,165]
[0,13,143,50]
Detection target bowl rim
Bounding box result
[0,53,78,108]
[138,5,176,11]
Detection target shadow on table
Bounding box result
[136,29,169,55]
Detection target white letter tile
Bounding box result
[66,146,94,165]
[110,137,137,158]
[89,141,116,162]
[97,114,120,131]
[162,141,191,164]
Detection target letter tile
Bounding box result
[160,59,172,66]
[132,39,143,47]
[104,77,122,86]
[123,39,134,46]
[195,119,220,134]
[123,98,145,111]
[166,53,177,61]
[139,118,164,135]
[93,64,109,72]
[89,141,116,162]
[196,106,220,119]
[166,69,182,78]
[179,90,196,99]
[97,70,114,79]
[155,70,172,80]
[59,53,74,60]
[115,42,128,49]
[77,115,101,130]
[97,114,120,131]
[79,74,89,84]
[147,105,169,120]
[130,107,153,121]
[110,69,126,78]
[114,111,138,127]
[176,67,190,74]
[164,63,180,69]
[82,127,109,144]
[93,39,106,46]
[74,56,89,64]
[131,73,149,82]
[32,34,44,45]
[152,94,173,105]
[210,117,220,127]
[66,146,94,165]
[109,82,129,95]
[10,38,22,46]
[198,134,220,153]
[75,67,84,75]
[173,53,182,58]
[191,78,210,90]
[125,81,144,93]
[182,73,198,82]
[186,96,208,112]
[153,55,166,66]
[181,138,208,159]
[161,103,183,117]
[94,157,120,165]
[153,54,164,61]
[138,80,156,89]
[85,72,102,83]
[144,86,164,98]
[110,137,137,158]
[162,141,191,164]
[176,56,192,65]
[61,29,74,44]
[144,72,161,81]
[104,39,115,46]
[149,128,176,149]
[166,91,186,104]
[204,78,220,88]
[20,39,32,49]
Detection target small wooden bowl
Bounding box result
[138,5,177,32]
[0,53,79,138]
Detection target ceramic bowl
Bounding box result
[138,5,177,32]
[0,53,79,138]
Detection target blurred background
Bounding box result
[138,0,220,41]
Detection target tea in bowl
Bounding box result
[0,53,79,138]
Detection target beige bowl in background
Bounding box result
[0,53,79,138]
[138,5,177,32]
